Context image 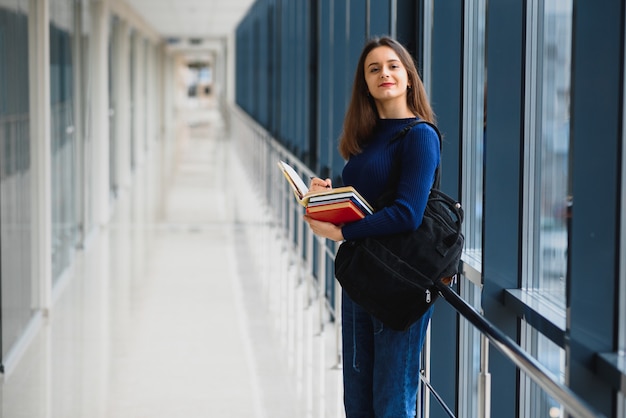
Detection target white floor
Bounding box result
[0,103,344,418]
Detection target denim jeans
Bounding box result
[341,290,433,418]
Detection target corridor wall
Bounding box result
[0,0,174,376]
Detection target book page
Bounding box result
[277,161,374,213]
[277,161,309,202]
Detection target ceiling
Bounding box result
[123,0,255,51]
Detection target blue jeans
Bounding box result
[341,290,433,418]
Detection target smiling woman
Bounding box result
[338,37,434,159]
[363,47,412,116]
[303,36,441,418]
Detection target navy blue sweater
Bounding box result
[341,118,440,241]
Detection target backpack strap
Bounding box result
[376,120,443,209]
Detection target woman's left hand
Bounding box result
[303,215,344,242]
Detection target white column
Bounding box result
[114,19,132,189]
[157,44,168,218]
[157,43,168,146]
[29,0,52,311]
[159,45,175,189]
[132,34,145,166]
[73,0,86,244]
[145,42,156,152]
[90,0,111,225]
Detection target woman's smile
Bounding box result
[364,46,410,111]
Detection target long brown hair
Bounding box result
[338,37,435,159]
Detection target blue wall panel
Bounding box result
[368,0,391,38]
[329,0,347,181]
[481,0,526,416]
[347,0,366,93]
[317,0,332,175]
[568,0,623,415]
[429,2,464,416]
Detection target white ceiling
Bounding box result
[123,0,255,41]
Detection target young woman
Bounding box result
[304,36,440,417]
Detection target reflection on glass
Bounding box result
[50,0,78,282]
[526,0,572,308]
[523,0,572,416]
[537,0,571,304]
[458,0,487,416]
[462,0,486,253]
[0,0,34,359]
[458,277,483,417]
[521,324,566,417]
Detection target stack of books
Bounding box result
[277,160,374,225]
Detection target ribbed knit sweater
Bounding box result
[341,118,440,241]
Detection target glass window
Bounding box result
[522,0,572,415]
[461,0,486,261]
[0,0,34,360]
[520,323,566,418]
[458,0,487,415]
[109,16,117,195]
[77,0,92,239]
[523,0,572,309]
[50,0,78,281]
[130,30,136,169]
[458,278,483,417]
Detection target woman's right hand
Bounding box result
[303,215,344,242]
[307,177,332,194]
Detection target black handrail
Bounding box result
[435,283,606,418]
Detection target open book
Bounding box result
[277,160,374,225]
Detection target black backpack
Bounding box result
[334,120,464,331]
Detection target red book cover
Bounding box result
[305,200,366,225]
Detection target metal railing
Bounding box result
[435,281,605,418]
[229,104,605,418]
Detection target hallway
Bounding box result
[0,104,342,418]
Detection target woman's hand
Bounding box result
[303,215,345,242]
[307,177,332,194]
[304,177,343,241]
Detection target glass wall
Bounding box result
[523,0,572,308]
[462,0,486,256]
[79,0,95,236]
[50,0,79,281]
[457,1,487,415]
[522,1,572,414]
[0,0,32,363]
[109,16,118,196]
[129,29,136,170]
[520,324,566,417]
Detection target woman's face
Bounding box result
[363,46,410,106]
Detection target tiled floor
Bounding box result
[0,103,343,417]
